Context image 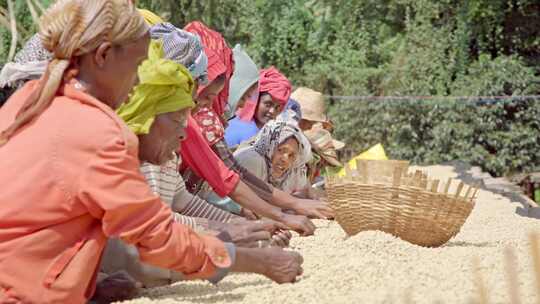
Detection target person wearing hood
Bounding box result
[222,44,261,147]
[225,66,291,148]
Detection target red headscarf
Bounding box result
[185,21,233,118]
[237,66,291,121]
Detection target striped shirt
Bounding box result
[140,154,238,230]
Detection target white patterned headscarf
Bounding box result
[252,111,312,189]
[0,34,51,88]
[149,23,208,85]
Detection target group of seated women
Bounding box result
[0,1,344,303]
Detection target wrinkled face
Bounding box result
[196,74,225,109]
[138,108,190,165]
[271,137,299,179]
[84,33,150,109]
[255,93,282,127]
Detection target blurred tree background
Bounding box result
[1,0,539,175]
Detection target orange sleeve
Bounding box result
[77,134,231,279]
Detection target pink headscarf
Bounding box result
[237,66,291,121]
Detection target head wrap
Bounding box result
[138,9,165,26]
[149,22,208,84]
[251,114,311,188]
[227,44,259,119]
[116,40,195,135]
[0,0,148,146]
[184,21,233,117]
[237,66,291,122]
[259,67,292,104]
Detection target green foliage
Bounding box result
[329,98,540,177]
[3,0,539,96]
[134,0,539,96]
[0,0,54,66]
[1,0,539,176]
[452,54,537,96]
[137,0,253,45]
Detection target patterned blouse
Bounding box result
[192,106,225,146]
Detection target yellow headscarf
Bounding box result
[117,40,195,135]
[137,9,165,26]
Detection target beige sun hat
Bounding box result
[304,125,343,167]
[291,87,328,123]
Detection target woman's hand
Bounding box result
[211,219,282,247]
[280,213,316,236]
[271,229,292,247]
[291,198,334,220]
[233,247,303,284]
[240,207,259,220]
[260,247,303,283]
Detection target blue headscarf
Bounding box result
[284,98,302,122]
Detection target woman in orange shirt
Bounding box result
[0,1,302,303]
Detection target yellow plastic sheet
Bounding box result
[337,143,388,176]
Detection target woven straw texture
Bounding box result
[326,160,477,247]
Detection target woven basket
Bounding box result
[326,160,477,247]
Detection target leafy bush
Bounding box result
[1,0,538,176]
[329,97,540,177]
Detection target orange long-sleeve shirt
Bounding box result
[0,81,231,303]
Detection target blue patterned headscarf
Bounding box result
[150,23,208,85]
[285,98,302,122]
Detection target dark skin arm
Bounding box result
[229,180,316,236]
[270,188,334,219]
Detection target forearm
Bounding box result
[292,187,318,200]
[231,247,267,274]
[269,188,299,210]
[120,208,231,279]
[229,180,284,222]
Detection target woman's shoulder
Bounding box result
[34,82,139,156]
[61,84,139,153]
